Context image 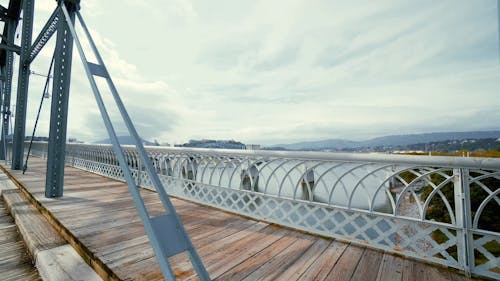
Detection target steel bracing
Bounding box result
[45,1,77,197]
[11,0,34,170]
[0,0,21,161]
[0,0,210,280]
[59,3,210,279]
[0,1,498,280]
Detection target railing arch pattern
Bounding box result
[23,142,500,280]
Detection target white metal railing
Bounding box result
[24,142,500,279]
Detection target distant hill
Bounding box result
[404,138,500,153]
[271,139,359,150]
[94,136,156,146]
[176,139,245,150]
[365,131,500,147]
[269,130,500,151]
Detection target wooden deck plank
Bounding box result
[0,227,21,243]
[215,231,299,281]
[261,237,331,281]
[114,255,163,281]
[1,267,42,281]
[350,248,384,281]
[0,198,41,281]
[58,202,162,230]
[103,240,156,269]
[376,253,404,281]
[324,245,365,281]
[241,233,316,281]
[43,193,158,215]
[82,201,250,252]
[298,240,349,280]
[402,258,454,281]
[113,222,270,280]
[189,218,260,249]
[50,197,159,220]
[425,266,453,281]
[186,226,288,280]
[2,190,66,255]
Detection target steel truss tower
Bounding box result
[45,0,78,197]
[0,0,22,161]
[0,1,210,279]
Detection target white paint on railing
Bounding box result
[23,142,500,280]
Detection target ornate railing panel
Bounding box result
[25,142,500,279]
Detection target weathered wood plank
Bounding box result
[242,233,316,281]
[2,190,66,256]
[324,245,365,281]
[376,253,404,281]
[350,248,384,281]
[188,226,287,280]
[114,255,163,281]
[426,266,453,281]
[402,258,453,281]
[0,198,41,281]
[298,240,348,280]
[1,267,42,281]
[215,231,299,281]
[264,237,331,281]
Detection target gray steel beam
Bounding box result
[0,18,17,160]
[25,7,60,65]
[62,4,210,279]
[11,0,35,170]
[45,1,77,197]
[0,5,7,15]
[0,65,5,161]
[0,43,21,54]
[0,0,22,161]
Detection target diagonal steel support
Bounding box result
[25,7,60,65]
[0,5,7,21]
[60,4,210,280]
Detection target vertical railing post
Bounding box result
[137,153,142,187]
[454,168,474,276]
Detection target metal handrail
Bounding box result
[54,141,500,169]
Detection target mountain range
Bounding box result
[269,130,500,151]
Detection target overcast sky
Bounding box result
[8,0,500,145]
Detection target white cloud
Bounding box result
[10,0,500,146]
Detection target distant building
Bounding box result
[245,144,261,150]
[68,138,83,143]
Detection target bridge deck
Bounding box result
[0,194,41,281]
[1,158,477,281]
